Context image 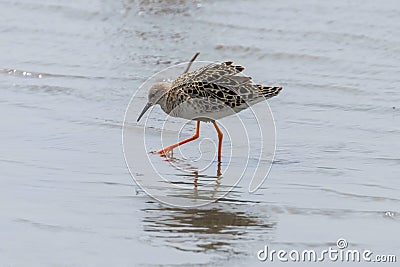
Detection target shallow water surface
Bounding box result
[1,0,399,266]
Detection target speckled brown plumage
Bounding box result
[161,61,282,121]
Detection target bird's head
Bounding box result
[137,82,171,122]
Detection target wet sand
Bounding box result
[1,0,399,266]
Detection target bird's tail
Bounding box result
[257,85,283,99]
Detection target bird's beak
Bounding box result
[137,102,153,122]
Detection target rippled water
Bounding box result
[1,0,399,266]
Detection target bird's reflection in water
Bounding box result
[142,203,276,253]
[161,151,222,178]
[192,161,222,187]
[143,151,276,254]
[160,153,223,200]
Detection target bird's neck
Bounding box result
[156,91,168,107]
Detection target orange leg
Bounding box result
[212,121,223,162]
[154,121,200,156]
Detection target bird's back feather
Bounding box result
[162,61,282,120]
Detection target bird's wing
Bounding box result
[168,62,249,110]
[166,61,282,113]
[166,82,246,112]
[172,61,247,89]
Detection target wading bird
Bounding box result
[137,52,282,162]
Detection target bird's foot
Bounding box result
[151,148,173,157]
